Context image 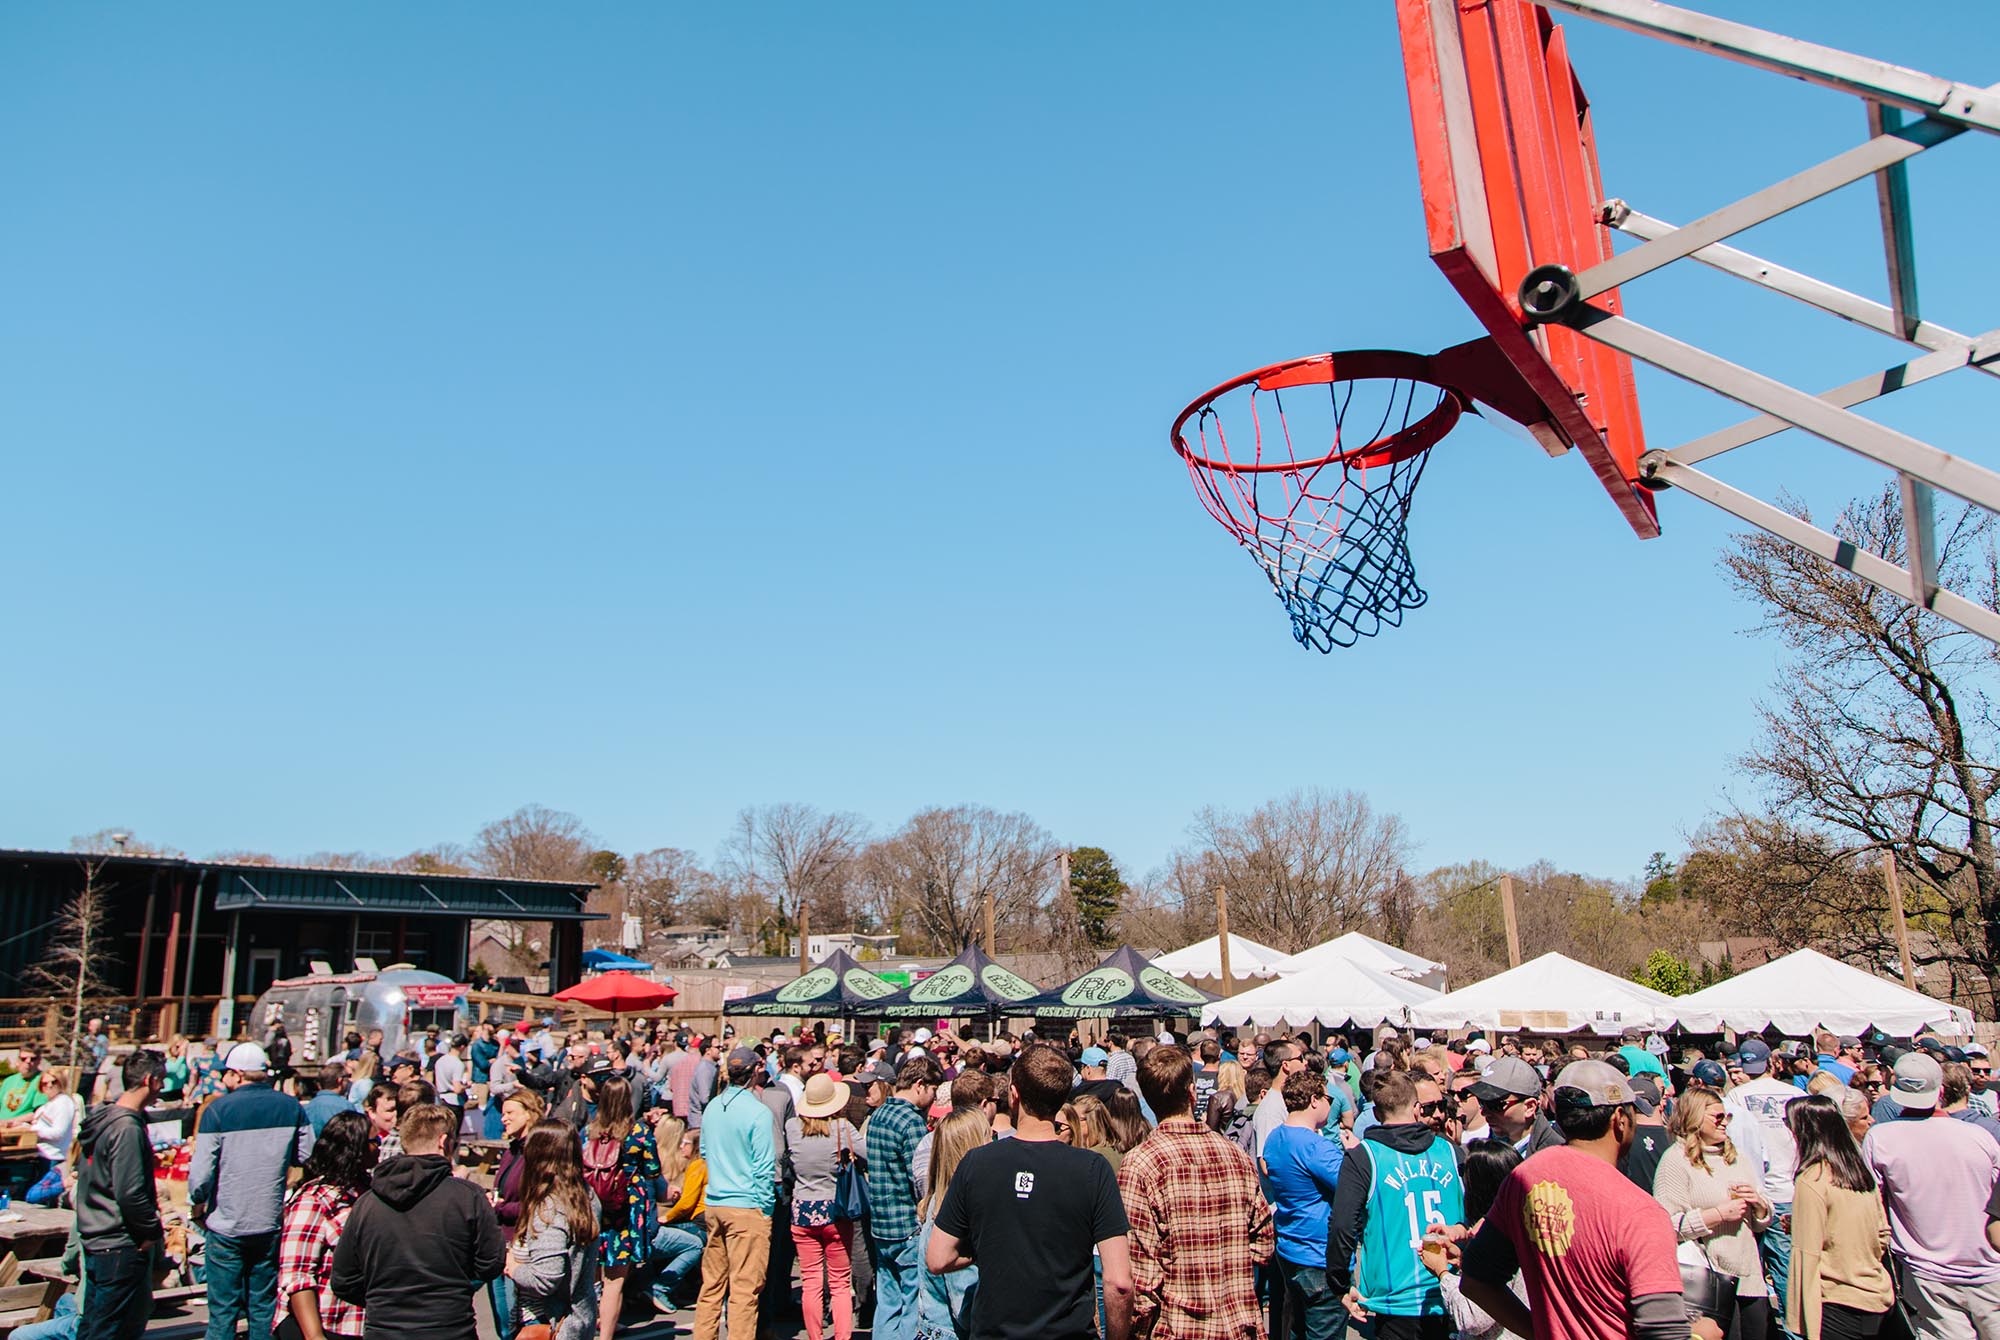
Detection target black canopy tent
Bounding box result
[724,948,900,1018]
[1010,945,1219,1019]
[868,943,1042,1019]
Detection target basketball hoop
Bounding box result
[1171,349,1472,652]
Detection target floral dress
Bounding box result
[593,1126,661,1269]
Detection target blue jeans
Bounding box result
[870,1232,923,1340]
[78,1245,151,1340]
[205,1229,280,1340]
[18,1292,77,1340]
[1282,1263,1348,1340]
[1760,1203,1800,1340]
[489,1273,517,1340]
[650,1223,707,1309]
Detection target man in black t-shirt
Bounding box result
[929,1043,1132,1340]
[1192,1038,1222,1122]
[1618,1075,1671,1191]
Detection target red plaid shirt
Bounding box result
[275,1179,364,1338]
[1117,1115,1275,1340]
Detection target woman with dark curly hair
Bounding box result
[276,1110,378,1340]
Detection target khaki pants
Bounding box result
[1899,1265,2000,1340]
[695,1206,772,1340]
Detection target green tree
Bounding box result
[1641,852,1681,907]
[1068,847,1126,949]
[1634,948,1698,996]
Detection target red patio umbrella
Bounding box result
[552,970,678,1015]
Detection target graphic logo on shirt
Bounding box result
[1522,1180,1576,1257]
[1014,1172,1035,1199]
[1641,1135,1657,1154]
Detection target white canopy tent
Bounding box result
[1409,952,1682,1033]
[1205,951,1440,1030]
[1153,933,1299,983]
[1674,947,1974,1036]
[1289,931,1448,992]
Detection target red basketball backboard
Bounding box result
[1397,0,1658,537]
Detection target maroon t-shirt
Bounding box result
[1464,1145,1683,1340]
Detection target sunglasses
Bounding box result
[1973,1068,1994,1077]
[1858,1080,1885,1091]
[1418,1100,1450,1116]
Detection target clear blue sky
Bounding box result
[4,3,1995,888]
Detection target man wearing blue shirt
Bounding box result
[1265,1071,1347,1340]
[696,1048,778,1340]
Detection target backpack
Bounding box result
[582,1135,627,1221]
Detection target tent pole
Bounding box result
[1214,887,1235,996]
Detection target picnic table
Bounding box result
[0,1208,70,1262]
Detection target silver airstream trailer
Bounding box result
[248,966,472,1065]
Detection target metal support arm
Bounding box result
[1643,457,2000,644]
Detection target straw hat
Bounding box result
[799,1072,849,1119]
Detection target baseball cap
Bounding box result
[1691,1059,1728,1088]
[1967,1043,1991,1059]
[1944,1046,1969,1064]
[1412,1036,1433,1051]
[581,1055,614,1077]
[224,1042,270,1072]
[865,1059,899,1086]
[1079,1046,1109,1067]
[1465,1039,1492,1055]
[1468,1056,1543,1102]
[1551,1059,1637,1109]
[1889,1052,1944,1108]
[1733,1039,1772,1075]
[1628,1074,1664,1116]
[1836,1035,1862,1049]
[913,1028,933,1044]
[1330,1047,1352,1064]
[1917,1036,1946,1054]
[867,1037,889,1054]
[726,1046,761,1069]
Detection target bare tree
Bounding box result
[473,804,598,881]
[472,804,599,959]
[28,860,120,1070]
[1172,788,1413,952]
[725,804,866,950]
[1719,486,2000,1011]
[859,806,1058,955]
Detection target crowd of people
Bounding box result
[36,1010,2000,1340]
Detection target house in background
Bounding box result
[790,932,898,961]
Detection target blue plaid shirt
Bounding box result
[865,1096,927,1241]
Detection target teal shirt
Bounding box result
[701,1087,777,1213]
[1355,1134,1462,1315]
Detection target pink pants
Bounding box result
[791,1219,855,1340]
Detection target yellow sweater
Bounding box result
[1787,1162,1894,1340]
[663,1158,708,1224]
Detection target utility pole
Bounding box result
[1499,875,1522,969]
[798,905,810,976]
[1215,885,1234,996]
[1882,853,1917,986]
[984,888,996,957]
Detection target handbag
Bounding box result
[833,1124,869,1223]
[1878,1252,1918,1340]
[1676,1237,1738,1326]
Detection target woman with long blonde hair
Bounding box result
[1069,1096,1118,1171]
[915,1108,993,1340]
[1207,1059,1252,1147]
[1654,1087,1773,1340]
[508,1119,599,1340]
[646,1118,706,1313]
